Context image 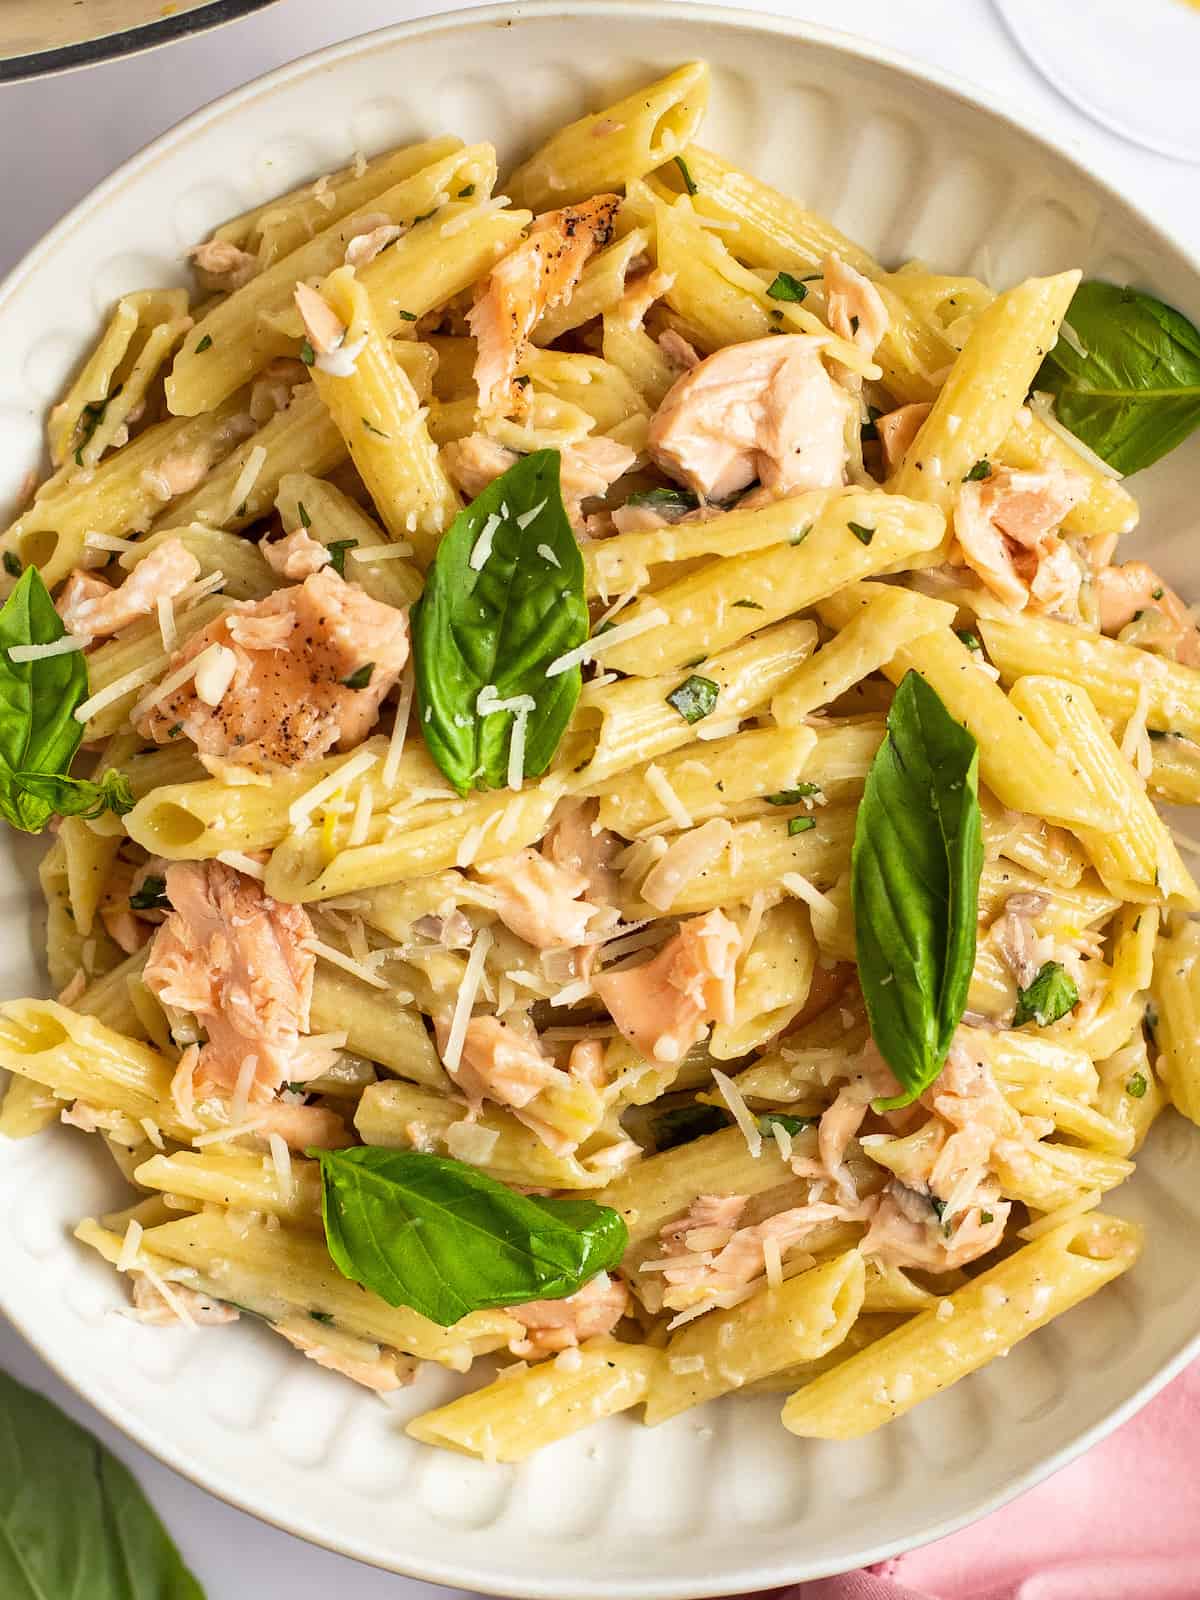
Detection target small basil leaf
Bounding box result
[962,459,992,482]
[758,1112,814,1135]
[1034,281,1200,474]
[12,767,134,821]
[130,874,168,911]
[0,1368,205,1599]
[341,662,374,690]
[787,815,816,835]
[1126,1071,1148,1099]
[1012,960,1078,1028]
[310,1147,628,1326]
[766,784,820,804]
[411,450,588,795]
[851,670,983,1110]
[325,538,357,577]
[650,1103,728,1151]
[674,154,698,195]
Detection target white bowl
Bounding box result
[3,6,1200,1594]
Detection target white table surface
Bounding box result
[1,1,1197,1594]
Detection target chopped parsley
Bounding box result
[1152,586,1165,600]
[626,486,699,512]
[167,722,183,738]
[667,674,719,724]
[309,1310,335,1325]
[962,459,992,482]
[674,155,698,196]
[411,208,438,224]
[732,598,764,609]
[787,815,816,836]
[847,521,875,545]
[1125,1071,1148,1100]
[129,875,168,912]
[790,522,813,547]
[766,271,808,304]
[362,417,390,438]
[457,184,476,198]
[1013,961,1078,1028]
[326,538,358,577]
[194,334,213,353]
[980,1210,994,1224]
[297,501,312,529]
[299,339,316,366]
[342,663,375,690]
[2,552,22,579]
[758,1112,814,1135]
[396,309,418,321]
[956,629,982,652]
[766,783,820,805]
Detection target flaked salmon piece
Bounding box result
[260,526,331,580]
[658,328,701,371]
[860,1179,1010,1272]
[252,1098,353,1151]
[273,1324,415,1391]
[818,1084,873,1179]
[249,357,309,425]
[508,1272,629,1357]
[876,401,931,474]
[1025,538,1083,618]
[442,434,519,500]
[99,860,154,955]
[954,464,1085,611]
[131,1273,241,1326]
[144,860,332,1100]
[293,281,347,356]
[469,194,621,415]
[1096,561,1200,666]
[593,908,741,1063]
[442,432,633,530]
[617,265,674,329]
[135,567,409,767]
[55,570,111,633]
[344,221,405,270]
[473,848,604,949]
[436,1014,569,1111]
[823,254,889,358]
[647,335,853,501]
[567,1038,606,1086]
[58,537,200,640]
[991,891,1050,990]
[189,238,259,292]
[558,437,637,529]
[546,798,622,907]
[657,1193,866,1309]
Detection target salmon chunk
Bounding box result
[875,401,931,473]
[954,464,1085,611]
[442,434,520,499]
[135,567,408,767]
[468,195,621,415]
[144,860,330,1100]
[260,526,330,580]
[437,1014,568,1111]
[822,253,889,357]
[593,908,741,1063]
[57,538,201,640]
[647,335,853,501]
[442,432,633,529]
[474,848,605,949]
[508,1272,629,1357]
[1096,561,1200,666]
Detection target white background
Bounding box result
[0,1,1197,1595]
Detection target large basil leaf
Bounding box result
[851,670,983,1109]
[310,1146,628,1326]
[1035,281,1200,474]
[0,1367,205,1599]
[0,568,130,832]
[410,449,588,796]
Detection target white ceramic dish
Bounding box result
[2,6,1200,1594]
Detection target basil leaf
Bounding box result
[341,662,374,689]
[1126,1071,1148,1099]
[650,1103,728,1150]
[325,538,357,577]
[0,569,132,833]
[0,1368,205,1599]
[1012,960,1078,1028]
[766,783,820,804]
[962,459,992,482]
[787,815,816,836]
[1034,281,1200,474]
[310,1147,627,1326]
[667,674,719,724]
[851,670,983,1110]
[411,450,588,795]
[130,873,168,911]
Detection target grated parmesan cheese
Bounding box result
[441,926,493,1074]
[545,608,668,678]
[445,1119,500,1165]
[227,444,267,519]
[644,763,692,830]
[156,593,177,652]
[762,1233,783,1288]
[192,1118,269,1147]
[711,1067,762,1158]
[300,937,390,990]
[117,1219,144,1273]
[288,747,377,826]
[268,1131,295,1199]
[781,871,837,919]
[348,542,415,561]
[441,195,510,236]
[193,642,237,706]
[139,1117,165,1151]
[347,783,375,847]
[8,634,90,663]
[74,660,162,722]
[215,849,266,879]
[382,667,414,792]
[138,1265,196,1327]
[469,512,503,571]
[84,530,137,554]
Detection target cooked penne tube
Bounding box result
[1151,919,1200,1127]
[781,1215,1142,1438]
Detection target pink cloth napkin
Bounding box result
[767,1358,1200,1600]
